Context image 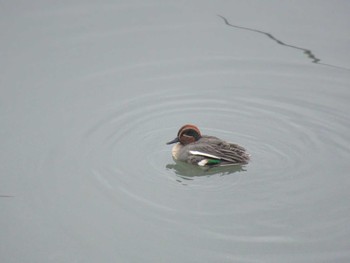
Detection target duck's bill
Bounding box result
[166,137,179,145]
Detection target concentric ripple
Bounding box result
[72,58,350,222]
[29,56,350,263]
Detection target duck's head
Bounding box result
[166,124,202,145]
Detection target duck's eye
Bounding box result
[185,130,196,137]
[183,129,201,141]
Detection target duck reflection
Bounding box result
[166,160,246,178]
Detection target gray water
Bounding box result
[1,1,350,262]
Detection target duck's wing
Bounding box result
[189,150,245,166]
[186,151,221,166]
[187,137,250,166]
[188,151,222,166]
[214,142,250,164]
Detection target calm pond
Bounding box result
[1,1,350,262]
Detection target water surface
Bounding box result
[1,1,350,262]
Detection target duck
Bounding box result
[166,124,250,167]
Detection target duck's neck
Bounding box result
[171,143,182,160]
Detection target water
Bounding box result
[1,1,350,262]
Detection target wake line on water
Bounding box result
[218,15,350,71]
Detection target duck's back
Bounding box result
[183,135,250,165]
